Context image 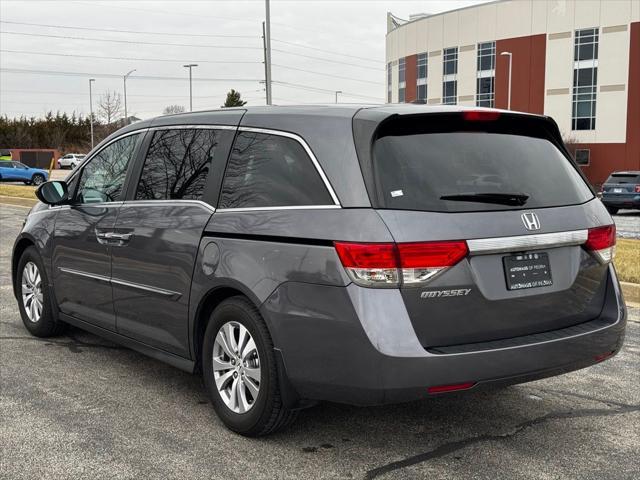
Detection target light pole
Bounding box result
[89,78,95,148]
[335,90,342,104]
[264,0,272,105]
[500,51,512,110]
[123,69,136,124]
[183,64,198,111]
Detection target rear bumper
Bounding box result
[263,265,626,406]
[602,195,640,208]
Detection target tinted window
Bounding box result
[136,128,219,200]
[76,134,139,204]
[606,173,640,184]
[219,131,333,208]
[372,127,592,213]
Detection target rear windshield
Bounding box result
[371,119,593,212]
[605,173,640,184]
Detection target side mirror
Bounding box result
[36,181,69,205]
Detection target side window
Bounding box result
[135,128,218,200]
[219,131,333,209]
[76,133,140,204]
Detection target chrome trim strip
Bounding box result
[110,278,181,298]
[149,124,236,131]
[59,267,181,299]
[58,267,110,284]
[467,230,588,255]
[121,199,216,213]
[238,126,341,207]
[216,205,341,213]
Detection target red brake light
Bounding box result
[585,225,616,250]
[462,111,501,121]
[427,382,476,394]
[398,241,468,268]
[333,242,397,268]
[635,184,640,193]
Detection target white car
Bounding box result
[57,153,86,169]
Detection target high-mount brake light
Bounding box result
[334,240,468,288]
[585,225,616,264]
[462,111,501,121]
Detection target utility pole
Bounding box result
[500,51,512,110]
[123,69,136,124]
[183,64,198,111]
[262,21,269,105]
[335,90,342,104]
[89,78,95,148]
[264,0,272,105]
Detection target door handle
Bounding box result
[96,231,133,246]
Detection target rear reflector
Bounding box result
[462,111,501,121]
[427,382,476,394]
[594,350,615,362]
[585,225,616,264]
[334,240,468,287]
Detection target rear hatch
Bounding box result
[353,110,613,349]
[602,172,640,202]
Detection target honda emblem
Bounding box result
[521,212,541,231]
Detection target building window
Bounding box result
[442,47,458,104]
[417,52,428,102]
[574,149,590,166]
[572,28,598,130]
[476,41,495,107]
[398,58,406,103]
[387,62,392,103]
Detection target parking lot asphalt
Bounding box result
[1,203,639,480]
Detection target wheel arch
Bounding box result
[191,282,265,372]
[12,235,36,299]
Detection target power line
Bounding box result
[272,81,382,101]
[271,38,381,64]
[1,49,262,65]
[272,63,383,85]
[272,48,383,71]
[0,67,261,82]
[0,20,258,39]
[1,88,264,98]
[0,31,262,50]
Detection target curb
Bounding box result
[621,282,640,305]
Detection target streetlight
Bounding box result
[335,90,342,104]
[89,78,95,148]
[500,51,512,110]
[123,69,136,124]
[183,64,198,111]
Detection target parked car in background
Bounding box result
[12,106,626,436]
[0,161,48,185]
[58,153,86,169]
[601,171,640,214]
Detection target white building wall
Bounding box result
[385,0,637,144]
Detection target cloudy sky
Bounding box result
[0,0,487,119]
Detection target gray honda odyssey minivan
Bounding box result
[12,105,627,436]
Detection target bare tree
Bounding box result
[98,91,123,124]
[163,104,186,115]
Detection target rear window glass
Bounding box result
[605,173,640,184]
[372,125,593,213]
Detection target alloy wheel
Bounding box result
[212,321,261,414]
[21,261,43,323]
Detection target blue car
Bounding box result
[0,161,49,185]
[601,171,640,214]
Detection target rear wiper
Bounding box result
[440,192,529,206]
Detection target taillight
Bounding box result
[462,110,501,121]
[334,240,468,288]
[585,225,616,264]
[333,242,399,287]
[398,241,468,284]
[635,184,640,193]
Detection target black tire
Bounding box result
[31,174,45,186]
[16,246,66,337]
[202,296,296,436]
[606,206,619,215]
